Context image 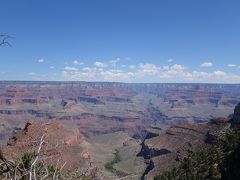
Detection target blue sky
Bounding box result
[0,0,240,83]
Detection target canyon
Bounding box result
[0,81,239,179]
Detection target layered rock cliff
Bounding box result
[138,120,231,179]
[0,82,239,144]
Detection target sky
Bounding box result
[0,0,240,83]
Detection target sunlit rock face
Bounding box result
[0,120,86,171]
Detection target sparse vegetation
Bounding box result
[154,127,240,180]
[105,149,127,177]
[0,135,98,180]
[0,135,64,179]
[0,151,64,179]
[105,149,121,170]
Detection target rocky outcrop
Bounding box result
[139,122,231,179]
[204,117,231,144]
[1,121,86,171]
[78,96,103,104]
[233,103,240,123]
[137,141,171,159]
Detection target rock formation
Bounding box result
[138,120,231,179]
[0,120,86,171]
[0,81,239,144]
[233,103,240,123]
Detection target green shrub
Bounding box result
[20,152,35,169]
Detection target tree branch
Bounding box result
[0,34,13,47]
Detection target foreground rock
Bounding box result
[0,120,87,171]
[0,121,145,179]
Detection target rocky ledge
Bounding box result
[138,120,231,179]
[0,121,87,171]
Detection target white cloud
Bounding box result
[94,61,108,68]
[81,67,97,78]
[73,60,84,65]
[200,62,213,67]
[50,66,55,69]
[73,60,79,65]
[212,70,226,77]
[109,58,120,67]
[62,67,96,80]
[164,64,186,76]
[139,63,159,74]
[228,64,237,67]
[64,66,78,71]
[109,69,123,73]
[100,71,134,81]
[182,70,240,83]
[157,63,240,83]
[58,59,240,83]
[167,59,173,62]
[37,59,44,63]
[170,64,185,71]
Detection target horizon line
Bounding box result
[0,80,239,85]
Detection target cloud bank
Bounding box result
[60,60,240,83]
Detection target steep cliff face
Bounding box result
[138,121,231,179]
[233,103,240,123]
[154,104,240,180]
